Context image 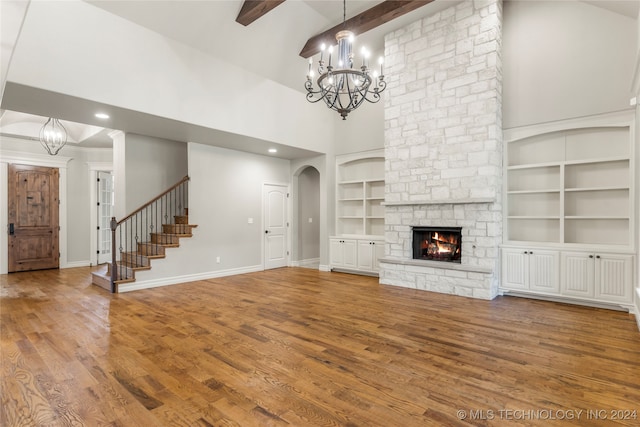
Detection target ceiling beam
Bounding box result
[236,0,286,26]
[300,0,435,58]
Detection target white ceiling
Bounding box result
[86,0,463,92]
[1,0,638,155]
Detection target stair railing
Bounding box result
[109,176,190,292]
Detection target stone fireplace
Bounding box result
[379,0,503,300]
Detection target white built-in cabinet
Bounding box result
[502,248,560,293]
[329,238,357,270]
[502,113,636,309]
[331,150,385,274]
[561,252,633,303]
[357,239,385,272]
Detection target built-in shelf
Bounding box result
[564,186,629,192]
[505,124,632,247]
[507,189,560,194]
[565,216,629,220]
[508,216,561,219]
[502,115,635,309]
[336,152,385,237]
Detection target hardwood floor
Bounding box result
[1,267,639,426]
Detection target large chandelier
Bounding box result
[304,0,386,120]
[39,117,67,155]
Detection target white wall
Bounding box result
[130,142,290,287]
[0,0,29,101]
[334,101,385,155]
[7,0,334,154]
[124,133,188,212]
[65,147,113,264]
[503,0,637,129]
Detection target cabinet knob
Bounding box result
[523,251,528,254]
[596,255,600,259]
[530,251,533,255]
[589,255,594,258]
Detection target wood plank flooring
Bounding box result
[1,267,639,426]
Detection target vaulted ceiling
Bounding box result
[1,0,638,153]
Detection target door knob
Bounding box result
[8,223,14,235]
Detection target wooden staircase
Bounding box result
[91,210,197,292]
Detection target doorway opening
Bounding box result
[97,171,114,264]
[296,166,320,269]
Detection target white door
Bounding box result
[264,184,288,269]
[97,171,114,264]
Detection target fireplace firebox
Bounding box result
[412,227,462,263]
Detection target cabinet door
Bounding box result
[501,249,528,290]
[329,239,344,267]
[373,240,385,272]
[561,252,595,298]
[595,254,633,303]
[343,239,358,269]
[528,250,560,293]
[357,240,374,271]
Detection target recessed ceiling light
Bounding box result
[95,113,110,119]
[268,148,277,153]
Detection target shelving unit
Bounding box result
[505,126,632,247]
[501,115,635,309]
[332,151,385,274]
[336,154,385,237]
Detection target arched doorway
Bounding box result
[295,166,320,269]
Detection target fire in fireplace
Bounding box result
[412,227,462,263]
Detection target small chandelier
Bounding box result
[304,0,386,120]
[39,117,67,155]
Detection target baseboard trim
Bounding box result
[117,264,263,293]
[319,264,331,272]
[62,261,91,269]
[291,258,320,268]
[502,290,633,313]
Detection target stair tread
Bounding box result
[119,263,151,271]
[122,251,150,257]
[138,242,168,247]
[94,211,194,292]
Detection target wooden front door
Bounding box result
[8,164,60,272]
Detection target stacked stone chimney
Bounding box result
[380,0,503,299]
